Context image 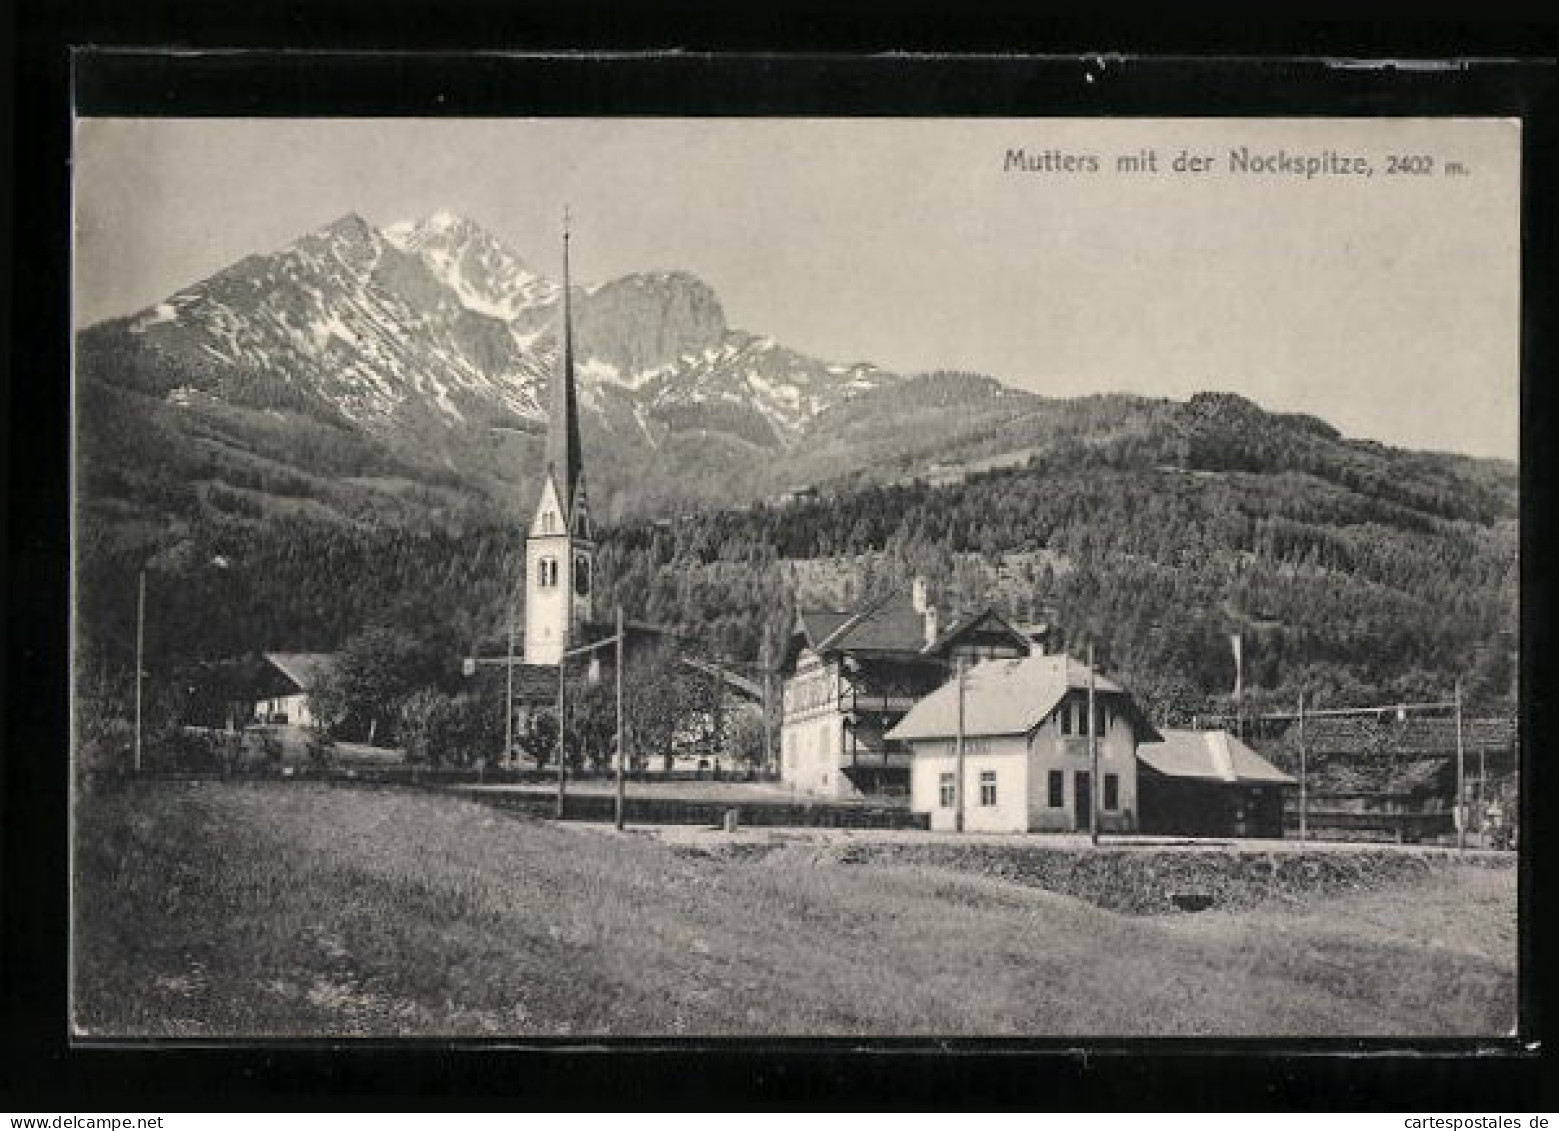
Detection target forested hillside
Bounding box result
[76,389,1518,726]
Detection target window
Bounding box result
[1095,703,1108,737]
[979,770,997,807]
[1104,773,1120,811]
[1060,702,1072,735]
[1077,699,1089,736]
[939,772,955,808]
[538,557,557,588]
[573,554,591,596]
[1048,770,1064,808]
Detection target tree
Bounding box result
[329,625,450,744]
[517,709,558,768]
[621,645,719,771]
[305,665,350,739]
[398,687,448,764]
[726,705,769,772]
[427,693,503,767]
[564,677,617,771]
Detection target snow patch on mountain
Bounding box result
[93,210,906,463]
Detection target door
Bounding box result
[1074,770,1091,832]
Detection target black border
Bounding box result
[7,14,1557,1110]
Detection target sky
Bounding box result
[74,117,1521,459]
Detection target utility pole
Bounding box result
[134,567,146,773]
[555,657,567,820]
[1088,641,1099,847]
[615,605,626,831]
[1477,707,1487,844]
[953,654,967,833]
[503,589,516,766]
[1297,690,1308,842]
[1454,679,1466,851]
[760,622,774,774]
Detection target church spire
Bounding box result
[546,208,585,523]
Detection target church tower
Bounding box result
[524,217,594,666]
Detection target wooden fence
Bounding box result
[460,788,931,830]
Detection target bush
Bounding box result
[518,710,558,769]
[144,727,222,773]
[427,693,503,768]
[76,717,135,787]
[398,688,448,765]
[400,688,503,768]
[306,729,337,770]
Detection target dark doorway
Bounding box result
[1074,769,1091,832]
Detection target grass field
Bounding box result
[72,780,1517,1038]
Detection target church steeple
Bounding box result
[524,210,595,667]
[546,212,586,527]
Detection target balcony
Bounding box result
[1053,736,1093,759]
[839,689,924,717]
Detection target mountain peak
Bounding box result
[382,211,556,322]
[383,210,487,251]
[313,212,375,240]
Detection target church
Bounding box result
[494,223,699,758]
[522,221,595,668]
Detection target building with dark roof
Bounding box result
[1136,728,1295,838]
[779,578,1036,799]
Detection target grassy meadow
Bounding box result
[72,780,1517,1038]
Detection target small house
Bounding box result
[886,653,1161,833]
[254,652,336,727]
[1136,728,1296,838]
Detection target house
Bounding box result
[1136,728,1295,838]
[254,652,336,727]
[886,653,1161,833]
[779,578,1036,799]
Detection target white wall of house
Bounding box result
[907,693,1142,833]
[781,651,855,798]
[910,737,1031,832]
[259,691,313,728]
[1023,694,1139,833]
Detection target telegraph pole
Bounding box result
[134,567,146,773]
[1088,647,1100,845]
[1454,679,1467,851]
[760,623,774,774]
[953,654,967,833]
[1297,690,1308,842]
[503,589,516,765]
[615,605,626,831]
[555,657,567,820]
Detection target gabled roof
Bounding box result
[262,652,336,694]
[797,610,853,649]
[1137,728,1296,785]
[817,589,929,655]
[924,607,1034,658]
[886,654,1159,743]
[789,586,1034,671]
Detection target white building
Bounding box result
[255,652,336,728]
[779,580,1037,800]
[886,653,1161,833]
